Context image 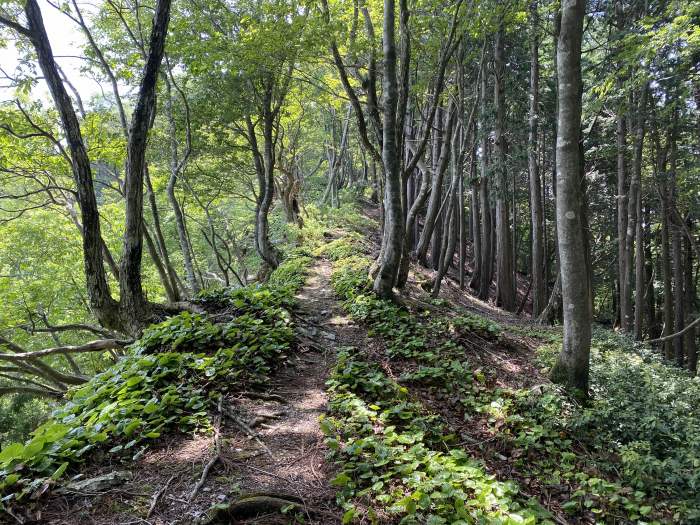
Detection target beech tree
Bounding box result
[550,0,590,393]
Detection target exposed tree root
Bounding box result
[148,474,175,517]
[200,493,304,524]
[222,406,274,459]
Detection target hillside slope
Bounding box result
[2,205,698,524]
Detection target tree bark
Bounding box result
[528,1,545,316]
[163,77,199,294]
[493,25,515,311]
[415,106,456,265]
[373,0,403,298]
[477,58,494,301]
[119,0,172,334]
[631,88,648,340]
[22,0,120,329]
[550,0,590,395]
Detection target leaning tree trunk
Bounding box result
[415,106,456,266]
[373,0,403,299]
[23,0,121,329]
[550,0,590,395]
[164,78,199,294]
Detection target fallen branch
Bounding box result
[222,406,274,459]
[147,474,176,517]
[0,338,131,360]
[642,315,700,345]
[189,398,223,502]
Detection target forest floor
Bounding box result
[11,206,696,524]
[35,258,362,525]
[31,232,559,524]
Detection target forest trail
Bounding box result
[216,256,369,525]
[195,256,352,524]
[37,258,354,525]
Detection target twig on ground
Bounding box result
[189,397,223,502]
[147,474,176,517]
[223,406,274,459]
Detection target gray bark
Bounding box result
[373,0,403,298]
[529,1,545,316]
[550,0,591,395]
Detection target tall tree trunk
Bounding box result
[684,226,697,374]
[164,78,199,294]
[432,128,461,297]
[550,0,590,395]
[528,1,545,316]
[119,0,172,334]
[415,106,456,265]
[477,63,494,301]
[373,0,403,298]
[643,206,656,336]
[22,0,120,330]
[632,87,648,340]
[493,25,515,311]
[661,180,674,359]
[670,123,684,366]
[144,166,181,301]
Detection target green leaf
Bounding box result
[51,462,69,480]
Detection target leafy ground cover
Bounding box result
[0,253,312,511]
[324,246,698,524]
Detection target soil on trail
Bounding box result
[37,259,355,525]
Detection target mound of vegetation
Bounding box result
[0,254,311,510]
[324,246,698,523]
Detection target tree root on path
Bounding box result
[199,493,304,524]
[238,391,288,404]
[222,406,274,459]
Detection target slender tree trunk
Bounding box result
[661,181,674,359]
[670,124,684,366]
[415,106,456,265]
[469,178,482,290]
[643,206,656,336]
[550,0,590,395]
[529,1,545,316]
[373,0,403,298]
[684,226,697,373]
[164,78,199,294]
[632,88,648,339]
[493,25,515,311]
[477,63,494,300]
[144,167,180,301]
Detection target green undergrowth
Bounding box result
[537,329,700,522]
[325,250,549,524]
[323,349,549,525]
[0,254,311,508]
[326,246,689,523]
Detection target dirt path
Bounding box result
[38,258,356,525]
[216,257,364,524]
